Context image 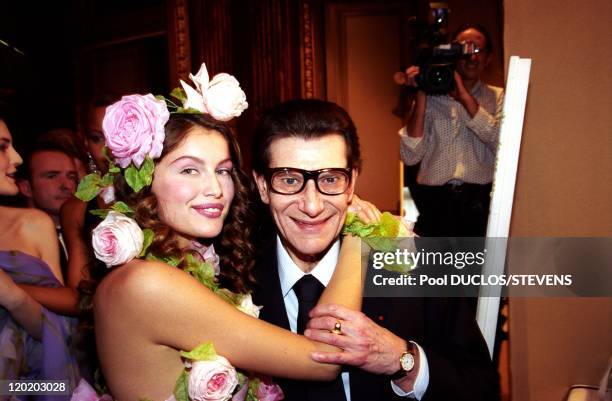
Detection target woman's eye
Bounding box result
[88,131,105,144]
[217,168,232,176]
[180,168,198,175]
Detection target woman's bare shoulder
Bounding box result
[94,259,197,314]
[6,208,55,240]
[1,206,51,228]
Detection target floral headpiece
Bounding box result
[75,62,248,202]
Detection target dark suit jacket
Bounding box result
[251,237,500,401]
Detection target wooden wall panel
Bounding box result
[188,0,233,75]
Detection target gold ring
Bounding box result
[332,321,342,335]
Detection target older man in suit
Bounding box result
[251,99,499,401]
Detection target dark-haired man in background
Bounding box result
[18,137,79,273]
[399,24,504,237]
[251,98,499,400]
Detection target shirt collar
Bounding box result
[276,236,340,297]
[470,79,484,95]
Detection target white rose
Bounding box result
[92,211,144,268]
[237,294,262,319]
[188,356,239,401]
[180,63,248,121]
[203,73,248,121]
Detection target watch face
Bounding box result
[400,352,415,372]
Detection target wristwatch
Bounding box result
[389,344,416,380]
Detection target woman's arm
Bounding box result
[18,207,82,315]
[0,269,42,339]
[60,197,91,289]
[317,234,362,310]
[95,250,362,382]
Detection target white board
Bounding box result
[477,56,532,357]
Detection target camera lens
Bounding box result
[426,64,453,92]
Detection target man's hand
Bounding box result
[348,194,382,224]
[450,71,479,117]
[402,66,420,88]
[304,304,416,377]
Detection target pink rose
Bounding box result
[92,211,144,268]
[102,94,169,168]
[188,356,239,401]
[70,379,113,401]
[180,63,248,121]
[257,380,284,401]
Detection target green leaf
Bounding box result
[173,106,203,115]
[170,87,187,103]
[184,254,218,291]
[124,159,154,193]
[108,160,120,174]
[383,264,415,274]
[111,201,135,215]
[100,172,116,187]
[342,212,376,238]
[173,370,189,401]
[376,212,400,237]
[89,208,110,219]
[146,253,181,267]
[75,173,102,201]
[180,342,218,361]
[246,377,262,401]
[124,165,145,192]
[139,229,154,257]
[215,288,241,307]
[139,157,155,187]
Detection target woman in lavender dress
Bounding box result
[0,117,79,399]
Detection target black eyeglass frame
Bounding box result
[264,167,353,196]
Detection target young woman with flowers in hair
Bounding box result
[76,64,367,401]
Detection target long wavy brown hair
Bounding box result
[80,113,256,313]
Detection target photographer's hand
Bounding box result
[450,71,479,117]
[403,66,420,88]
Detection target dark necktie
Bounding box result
[292,274,347,401]
[293,274,325,335]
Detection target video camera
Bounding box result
[412,3,481,95]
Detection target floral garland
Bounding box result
[74,63,283,401]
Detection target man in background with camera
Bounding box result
[398,23,503,237]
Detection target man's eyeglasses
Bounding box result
[265,167,352,195]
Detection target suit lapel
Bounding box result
[253,239,291,331]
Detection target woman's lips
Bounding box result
[192,204,224,218]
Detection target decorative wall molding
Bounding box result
[168,0,191,84]
[300,1,315,98]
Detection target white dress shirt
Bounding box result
[399,80,504,186]
[275,236,430,400]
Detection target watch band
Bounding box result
[389,344,416,380]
